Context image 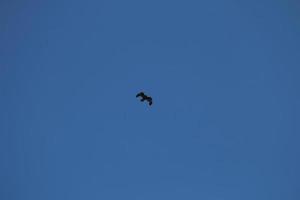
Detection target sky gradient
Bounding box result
[1,0,300,199]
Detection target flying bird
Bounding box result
[136,92,153,106]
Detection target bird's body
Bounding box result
[136,92,153,106]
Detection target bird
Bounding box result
[136,92,153,106]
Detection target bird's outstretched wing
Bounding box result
[147,97,153,106]
[136,92,144,98]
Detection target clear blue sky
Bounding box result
[1,0,299,199]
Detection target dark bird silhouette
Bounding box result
[136,92,153,106]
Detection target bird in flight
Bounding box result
[136,92,153,106]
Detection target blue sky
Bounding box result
[1,0,299,199]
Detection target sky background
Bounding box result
[0,0,300,199]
